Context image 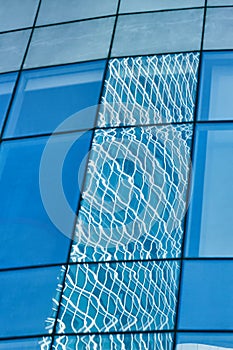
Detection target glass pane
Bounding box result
[55,261,180,333]
[112,10,203,57]
[177,333,233,349]
[0,337,51,350]
[0,30,31,73]
[204,8,233,50]
[0,72,18,133]
[71,125,193,262]
[179,261,233,329]
[0,0,38,32]
[52,333,174,350]
[198,52,233,121]
[0,132,92,268]
[0,266,62,337]
[24,18,114,69]
[185,124,233,257]
[208,0,233,5]
[98,53,199,127]
[37,0,118,25]
[4,61,106,138]
[120,0,204,13]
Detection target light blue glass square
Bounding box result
[179,260,233,329]
[0,338,51,350]
[55,261,180,333]
[71,125,193,262]
[4,61,105,138]
[98,53,199,127]
[198,52,233,121]
[0,266,62,337]
[185,123,233,257]
[0,131,92,268]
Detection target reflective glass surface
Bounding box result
[120,0,204,13]
[179,261,233,329]
[37,0,118,25]
[204,8,233,50]
[177,333,233,350]
[198,52,233,121]
[98,53,199,127]
[0,338,51,350]
[71,125,193,262]
[185,124,233,257]
[0,72,18,134]
[24,18,114,69]
[4,61,106,138]
[112,10,203,57]
[208,0,233,4]
[55,261,180,333]
[52,333,174,350]
[0,0,38,32]
[0,266,62,337]
[0,132,92,268]
[0,30,31,73]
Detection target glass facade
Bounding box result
[1,1,233,350]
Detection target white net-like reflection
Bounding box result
[71,124,192,261]
[98,53,199,127]
[52,332,174,350]
[55,261,179,334]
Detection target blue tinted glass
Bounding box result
[24,19,114,69]
[98,53,199,127]
[185,123,233,257]
[0,131,92,268]
[0,0,38,32]
[0,266,62,337]
[177,333,233,349]
[204,8,233,50]
[55,261,179,333]
[198,52,233,121]
[4,61,105,138]
[0,337,51,350]
[52,333,174,350]
[179,261,233,329]
[112,11,203,57]
[71,125,193,262]
[0,72,17,133]
[120,0,204,13]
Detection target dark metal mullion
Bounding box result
[172,1,208,350]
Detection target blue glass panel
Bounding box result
[204,8,233,50]
[179,261,233,329]
[177,333,233,349]
[0,337,51,350]
[37,0,118,25]
[208,0,233,4]
[185,123,233,257]
[98,53,199,127]
[52,333,174,350]
[198,52,233,121]
[0,30,31,73]
[71,125,193,262]
[4,61,105,138]
[0,72,17,133]
[0,131,92,268]
[112,11,203,57]
[24,19,114,69]
[0,0,38,32]
[55,261,180,333]
[120,0,204,13]
[0,266,62,337]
